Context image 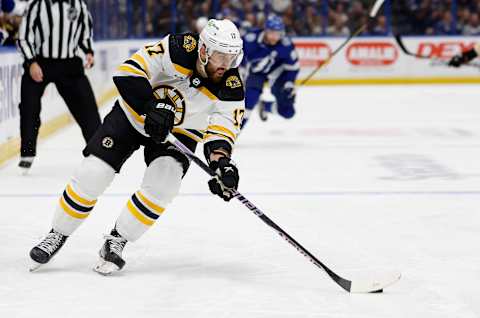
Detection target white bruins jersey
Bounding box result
[114,33,245,149]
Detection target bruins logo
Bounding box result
[226,75,241,89]
[102,137,114,148]
[152,85,186,126]
[183,35,197,53]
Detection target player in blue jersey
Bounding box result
[241,14,299,128]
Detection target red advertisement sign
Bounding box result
[416,41,475,58]
[294,41,331,67]
[346,42,398,66]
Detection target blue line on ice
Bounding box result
[0,191,479,197]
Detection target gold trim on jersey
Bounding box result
[131,53,151,78]
[173,63,193,76]
[204,132,235,145]
[206,125,236,141]
[121,99,145,124]
[118,64,148,78]
[198,87,217,100]
[124,59,149,79]
[172,128,204,142]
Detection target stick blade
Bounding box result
[349,271,401,293]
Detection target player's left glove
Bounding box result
[448,49,478,67]
[144,98,175,144]
[208,157,239,202]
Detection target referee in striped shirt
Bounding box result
[17,0,101,173]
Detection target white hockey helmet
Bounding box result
[198,19,243,68]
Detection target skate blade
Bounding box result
[93,259,120,276]
[20,167,30,176]
[29,260,43,272]
[259,108,268,121]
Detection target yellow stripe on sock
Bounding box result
[127,200,154,226]
[136,191,165,215]
[66,184,97,207]
[59,197,89,219]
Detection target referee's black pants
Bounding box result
[19,57,101,157]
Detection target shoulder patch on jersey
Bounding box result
[169,33,198,71]
[217,69,244,101]
[225,75,242,89]
[183,35,197,53]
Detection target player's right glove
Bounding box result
[144,98,176,143]
[448,49,478,67]
[208,157,239,202]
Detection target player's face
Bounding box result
[206,51,237,83]
[264,30,282,46]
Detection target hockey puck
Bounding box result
[371,289,383,293]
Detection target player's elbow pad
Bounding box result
[113,76,155,114]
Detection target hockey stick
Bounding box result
[166,133,401,293]
[300,0,386,85]
[394,34,480,69]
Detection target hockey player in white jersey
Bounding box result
[28,19,245,275]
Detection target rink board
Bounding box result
[1,36,480,166]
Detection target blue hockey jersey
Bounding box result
[242,29,299,83]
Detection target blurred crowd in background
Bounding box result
[1,0,479,47]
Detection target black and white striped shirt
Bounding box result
[17,0,93,62]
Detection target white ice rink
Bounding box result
[1,85,480,317]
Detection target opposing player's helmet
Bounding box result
[198,19,243,68]
[265,14,285,33]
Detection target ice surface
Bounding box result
[1,85,479,317]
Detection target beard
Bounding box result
[205,63,226,83]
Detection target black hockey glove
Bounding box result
[208,157,239,202]
[448,49,478,67]
[144,98,175,143]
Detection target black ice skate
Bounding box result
[93,229,127,276]
[29,229,68,272]
[19,156,34,175]
[258,101,269,122]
